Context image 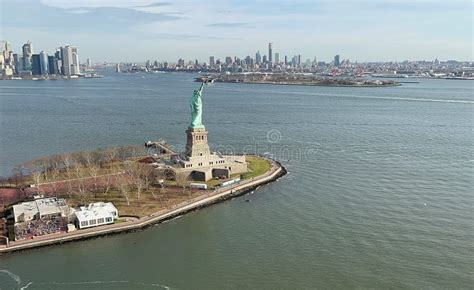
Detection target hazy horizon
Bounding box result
[1,0,473,63]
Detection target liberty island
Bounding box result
[0,81,285,253]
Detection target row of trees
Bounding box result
[4,145,175,206]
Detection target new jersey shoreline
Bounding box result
[0,157,286,254]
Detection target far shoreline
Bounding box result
[196,74,401,87]
[216,80,402,87]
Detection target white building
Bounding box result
[13,197,72,223]
[74,202,118,229]
[61,45,80,76]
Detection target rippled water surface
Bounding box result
[0,72,473,289]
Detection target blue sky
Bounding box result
[1,0,472,62]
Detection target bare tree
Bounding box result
[89,164,100,195]
[104,148,117,166]
[116,175,131,206]
[62,154,75,195]
[127,162,155,200]
[125,162,141,200]
[73,164,90,205]
[49,167,61,197]
[83,151,93,167]
[101,165,118,200]
[31,170,42,195]
[11,165,24,186]
[175,173,188,195]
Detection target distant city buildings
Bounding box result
[0,40,83,79]
[116,40,472,79]
[4,39,462,79]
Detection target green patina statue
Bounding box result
[190,82,205,129]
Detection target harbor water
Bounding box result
[0,72,472,289]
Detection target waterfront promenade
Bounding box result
[0,158,285,254]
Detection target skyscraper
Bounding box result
[3,41,13,65]
[54,49,62,75]
[31,54,41,75]
[48,55,58,75]
[22,41,33,71]
[12,53,19,74]
[71,46,80,74]
[39,51,48,75]
[255,51,261,64]
[209,56,215,67]
[275,53,280,64]
[292,55,297,67]
[268,43,273,63]
[61,46,72,76]
[334,55,340,66]
[61,45,80,76]
[245,55,251,65]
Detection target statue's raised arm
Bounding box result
[198,82,205,93]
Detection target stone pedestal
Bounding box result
[185,127,211,158]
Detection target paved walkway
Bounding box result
[0,158,285,253]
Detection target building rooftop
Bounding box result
[13,197,72,223]
[75,208,111,222]
[13,201,38,222]
[75,202,118,222]
[36,197,68,217]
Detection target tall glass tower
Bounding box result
[268,43,273,63]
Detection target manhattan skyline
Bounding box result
[1,0,473,62]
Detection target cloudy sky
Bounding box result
[1,0,472,63]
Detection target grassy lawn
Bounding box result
[66,187,209,218]
[206,156,271,187]
[242,155,271,179]
[206,179,221,188]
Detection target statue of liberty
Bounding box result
[190,81,211,129]
[190,82,204,129]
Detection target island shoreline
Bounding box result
[0,158,287,255]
